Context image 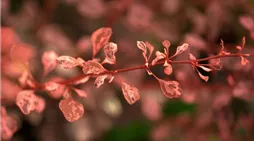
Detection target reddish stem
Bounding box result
[53,53,253,86]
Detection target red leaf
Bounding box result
[94,75,108,88]
[82,60,106,74]
[56,56,78,69]
[121,82,140,105]
[42,51,58,75]
[16,90,38,115]
[157,79,182,98]
[102,42,118,64]
[72,88,88,98]
[91,27,112,58]
[59,98,84,122]
[164,65,173,75]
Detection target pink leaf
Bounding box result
[220,39,225,51]
[18,70,30,88]
[0,115,18,141]
[56,56,78,69]
[219,39,230,55]
[188,53,197,61]
[240,56,249,66]
[227,75,235,86]
[137,41,147,53]
[239,15,254,31]
[157,79,182,98]
[59,98,84,122]
[163,60,169,67]
[62,89,72,99]
[121,82,140,105]
[16,90,38,115]
[73,76,90,85]
[137,41,148,62]
[1,106,7,116]
[76,36,92,53]
[42,51,58,75]
[46,78,65,99]
[250,31,254,39]
[141,95,162,121]
[162,40,171,49]
[184,33,206,49]
[72,88,88,98]
[174,43,189,56]
[108,75,115,83]
[76,57,85,67]
[151,51,166,65]
[1,27,19,53]
[236,46,242,51]
[44,81,60,92]
[102,42,118,64]
[35,96,46,113]
[77,0,105,19]
[145,41,154,60]
[26,80,36,88]
[209,58,222,70]
[197,65,212,72]
[236,37,246,51]
[82,60,106,74]
[241,37,246,49]
[91,27,112,58]
[164,65,173,75]
[197,71,209,82]
[145,69,153,75]
[94,75,108,88]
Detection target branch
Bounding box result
[52,53,253,86]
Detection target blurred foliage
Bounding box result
[163,99,196,116]
[104,120,151,141]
